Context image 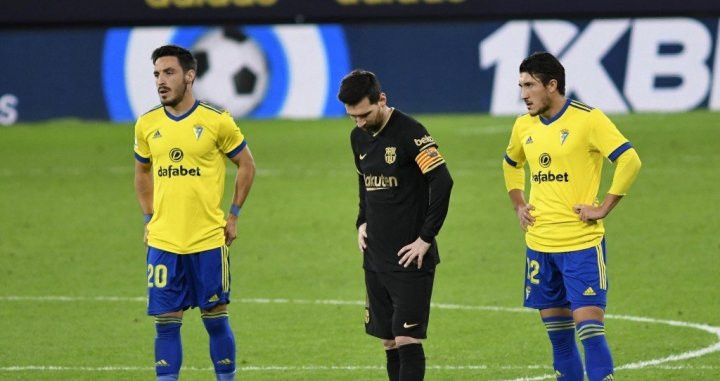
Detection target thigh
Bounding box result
[364,270,394,340]
[386,271,435,339]
[561,239,608,310]
[524,247,569,310]
[147,246,191,315]
[184,246,231,311]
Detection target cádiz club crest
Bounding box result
[385,147,397,164]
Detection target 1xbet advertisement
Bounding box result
[1,18,720,124]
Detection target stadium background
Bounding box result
[1,1,719,380]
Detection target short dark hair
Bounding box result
[337,69,382,106]
[519,52,565,95]
[151,45,197,72]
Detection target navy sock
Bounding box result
[543,316,583,381]
[386,348,400,381]
[398,343,425,381]
[577,320,614,381]
[154,317,182,379]
[202,311,236,379]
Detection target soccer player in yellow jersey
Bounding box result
[502,52,641,381]
[133,45,255,381]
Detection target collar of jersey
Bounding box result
[164,100,200,122]
[539,98,571,126]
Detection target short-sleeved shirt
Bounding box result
[351,109,447,272]
[134,100,246,254]
[503,99,632,252]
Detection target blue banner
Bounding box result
[0,29,107,122]
[1,18,720,125]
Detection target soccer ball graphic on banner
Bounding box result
[192,28,268,117]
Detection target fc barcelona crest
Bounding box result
[385,147,397,164]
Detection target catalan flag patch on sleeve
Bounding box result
[415,146,445,174]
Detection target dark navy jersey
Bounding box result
[350,109,451,272]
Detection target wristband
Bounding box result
[143,213,153,223]
[229,204,241,217]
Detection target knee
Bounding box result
[394,336,421,347]
[156,310,183,319]
[382,339,397,350]
[202,303,228,314]
[573,306,605,324]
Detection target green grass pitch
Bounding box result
[0,111,718,380]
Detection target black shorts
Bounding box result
[364,269,435,340]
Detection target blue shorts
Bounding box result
[147,246,231,316]
[523,239,608,311]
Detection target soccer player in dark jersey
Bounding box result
[338,69,453,381]
[503,52,641,381]
[134,45,256,381]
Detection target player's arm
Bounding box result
[504,160,535,231]
[356,171,368,252]
[502,120,534,231]
[134,160,153,244]
[398,163,453,268]
[217,112,256,246]
[574,111,642,222]
[398,139,454,268]
[351,136,368,252]
[420,164,453,242]
[507,188,535,232]
[225,145,256,246]
[574,147,641,222]
[133,120,153,244]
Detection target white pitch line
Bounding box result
[618,341,720,370]
[1,295,719,378]
[492,313,720,381]
[0,365,555,372]
[494,375,553,381]
[1,363,716,373]
[0,296,529,311]
[641,365,720,370]
[0,295,146,302]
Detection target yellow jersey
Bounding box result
[503,99,634,252]
[134,100,246,254]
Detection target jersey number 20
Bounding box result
[147,264,168,288]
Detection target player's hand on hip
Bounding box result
[516,203,536,231]
[224,215,238,246]
[573,204,604,223]
[397,237,431,269]
[357,223,368,252]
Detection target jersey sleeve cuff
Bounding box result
[134,152,150,163]
[356,217,366,229]
[226,140,247,158]
[608,142,632,162]
[504,154,519,167]
[420,233,434,243]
